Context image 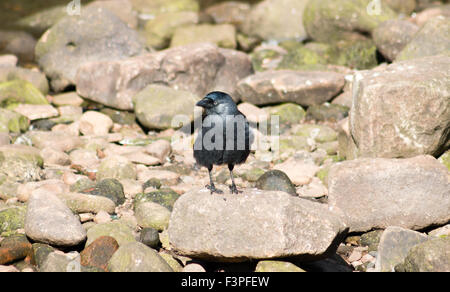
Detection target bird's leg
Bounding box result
[206,165,223,194]
[228,164,241,194]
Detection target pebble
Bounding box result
[139,227,160,248]
[107,242,173,272]
[24,192,86,246]
[0,265,19,272]
[79,111,113,136]
[14,104,59,120]
[94,210,112,224]
[145,140,171,163]
[135,201,171,231]
[347,250,363,263]
[361,254,375,264]
[182,263,206,272]
[80,236,119,271]
[0,234,32,265]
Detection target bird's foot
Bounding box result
[206,184,223,194]
[229,184,241,194]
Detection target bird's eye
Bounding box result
[213,101,218,105]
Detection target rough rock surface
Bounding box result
[168,188,348,262]
[241,0,309,41]
[107,241,173,272]
[350,55,450,158]
[396,16,450,61]
[375,226,429,272]
[236,70,345,106]
[35,6,145,91]
[327,156,450,233]
[76,43,252,110]
[25,192,86,246]
[372,20,419,61]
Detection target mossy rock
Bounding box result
[250,48,283,72]
[159,252,183,272]
[0,80,48,108]
[96,156,137,181]
[303,0,397,43]
[236,33,260,52]
[277,38,377,70]
[86,221,136,247]
[0,67,50,95]
[295,124,338,143]
[361,229,384,252]
[279,136,310,154]
[0,109,29,133]
[32,243,55,269]
[107,241,173,272]
[139,227,160,248]
[0,145,43,183]
[438,150,450,171]
[264,103,306,134]
[317,141,339,155]
[142,178,162,190]
[134,201,171,231]
[161,164,192,176]
[69,177,96,193]
[134,84,201,130]
[277,41,327,71]
[255,169,297,196]
[239,167,265,182]
[306,103,349,122]
[134,188,179,211]
[82,179,125,206]
[316,165,330,186]
[327,39,378,70]
[0,206,26,234]
[397,237,450,272]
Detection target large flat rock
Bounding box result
[327,155,450,233]
[168,188,348,262]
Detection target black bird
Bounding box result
[194,91,252,194]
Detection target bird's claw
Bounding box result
[229,184,241,194]
[206,184,223,194]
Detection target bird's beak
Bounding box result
[196,98,214,109]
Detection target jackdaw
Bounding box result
[194,91,252,194]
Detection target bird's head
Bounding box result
[196,91,237,115]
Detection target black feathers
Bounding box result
[193,91,252,194]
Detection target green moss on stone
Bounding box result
[0,206,26,233]
[327,39,378,70]
[0,80,48,107]
[438,150,450,171]
[134,188,179,211]
[0,109,29,133]
[250,49,282,72]
[295,124,338,143]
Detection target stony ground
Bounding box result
[0,0,449,272]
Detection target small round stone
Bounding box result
[139,228,160,249]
